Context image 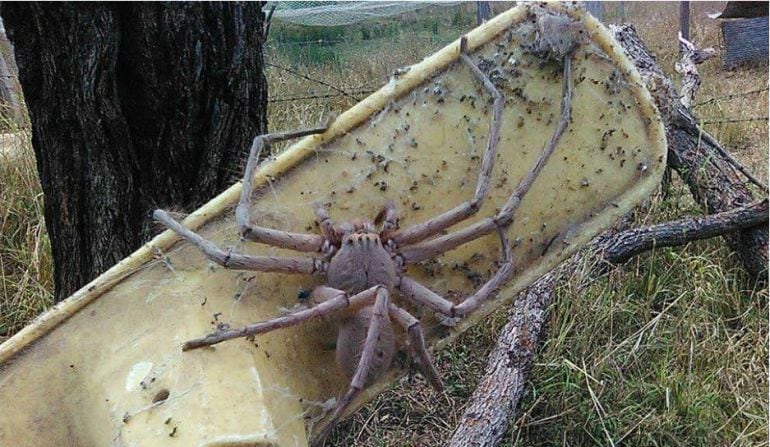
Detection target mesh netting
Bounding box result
[268,1,462,27]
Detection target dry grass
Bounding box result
[0,1,767,445]
[0,123,52,337]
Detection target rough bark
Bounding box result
[611,24,768,278]
[447,24,768,447]
[447,201,768,447]
[602,200,767,264]
[446,270,558,447]
[0,18,21,126]
[2,3,268,300]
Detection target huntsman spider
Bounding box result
[154,33,577,446]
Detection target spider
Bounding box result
[154,34,576,446]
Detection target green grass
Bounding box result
[1,1,767,444]
[512,240,766,446]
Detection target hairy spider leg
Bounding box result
[390,38,504,247]
[154,209,323,275]
[236,126,329,252]
[387,303,444,392]
[397,48,576,265]
[182,285,384,350]
[395,49,576,322]
[399,228,513,319]
[375,200,399,240]
[312,202,341,247]
[311,287,390,447]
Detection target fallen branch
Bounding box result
[446,270,558,447]
[601,200,768,264]
[611,23,768,277]
[695,127,769,192]
[446,201,768,446]
[446,24,768,447]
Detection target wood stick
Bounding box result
[447,200,768,446]
[601,200,768,264]
[447,25,768,447]
[611,23,768,277]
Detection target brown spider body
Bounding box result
[324,227,399,387]
[327,231,398,294]
[155,30,578,446]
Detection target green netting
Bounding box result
[268,1,461,27]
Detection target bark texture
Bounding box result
[447,200,768,447]
[446,270,558,446]
[602,200,768,264]
[611,24,768,278]
[447,24,768,447]
[2,3,268,300]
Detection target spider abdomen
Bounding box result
[327,232,398,294]
[336,306,396,386]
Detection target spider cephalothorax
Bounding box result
[326,222,399,294]
[154,34,577,447]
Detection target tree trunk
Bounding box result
[1,3,268,300]
[476,2,492,25]
[0,18,21,126]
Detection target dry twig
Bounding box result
[446,24,768,447]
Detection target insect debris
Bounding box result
[153,8,582,445]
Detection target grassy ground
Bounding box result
[1,2,767,445]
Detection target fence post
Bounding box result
[618,2,626,23]
[680,1,691,41]
[584,2,604,22]
[476,2,491,25]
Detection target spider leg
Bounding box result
[495,49,575,228]
[399,228,513,320]
[154,209,323,274]
[375,200,399,239]
[389,38,503,247]
[388,303,444,392]
[398,49,576,264]
[398,218,496,264]
[312,202,340,246]
[312,287,390,447]
[182,285,384,351]
[236,126,329,252]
